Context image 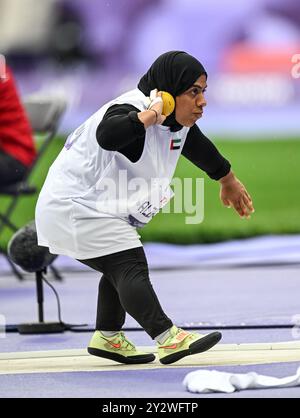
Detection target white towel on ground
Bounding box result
[183,367,300,394]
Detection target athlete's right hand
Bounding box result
[148,89,167,125]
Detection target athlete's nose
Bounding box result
[196,94,207,108]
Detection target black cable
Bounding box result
[68,324,295,332]
[41,276,88,330]
[5,323,294,333]
[42,276,63,324]
[4,275,296,333]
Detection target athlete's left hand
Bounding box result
[219,171,255,219]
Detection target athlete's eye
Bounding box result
[191,88,200,96]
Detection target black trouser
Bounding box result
[78,247,173,339]
[0,150,27,187]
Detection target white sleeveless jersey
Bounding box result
[35,88,190,258]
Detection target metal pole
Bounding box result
[36,271,44,323]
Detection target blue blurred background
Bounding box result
[1,0,299,137]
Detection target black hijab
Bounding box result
[138,51,207,132]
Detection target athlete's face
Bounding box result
[175,75,207,127]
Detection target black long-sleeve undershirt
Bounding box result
[96,104,231,180]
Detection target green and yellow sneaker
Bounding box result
[158,326,222,365]
[87,331,155,364]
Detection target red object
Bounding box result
[221,42,300,74]
[0,66,36,167]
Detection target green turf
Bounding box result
[141,139,300,243]
[1,138,299,248]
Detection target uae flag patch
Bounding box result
[170,138,181,150]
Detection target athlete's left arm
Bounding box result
[182,125,254,219]
[181,124,231,180]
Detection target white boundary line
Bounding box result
[1,347,300,375]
